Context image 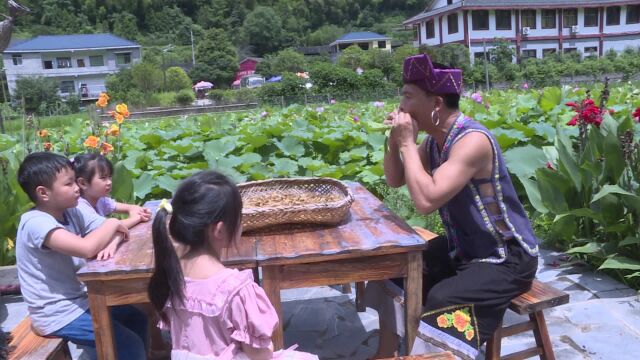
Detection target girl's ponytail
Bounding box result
[148,205,184,315]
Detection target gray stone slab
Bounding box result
[561,271,631,293]
[0,266,18,287]
[593,288,638,299]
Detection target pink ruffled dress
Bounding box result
[159,268,318,360]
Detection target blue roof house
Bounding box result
[2,33,141,100]
[329,31,392,53]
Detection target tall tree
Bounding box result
[195,28,238,88]
[240,6,283,56]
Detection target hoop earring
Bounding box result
[431,110,440,127]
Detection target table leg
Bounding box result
[404,251,423,355]
[87,282,117,360]
[261,266,284,350]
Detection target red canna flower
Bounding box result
[633,107,640,122]
[566,97,602,127]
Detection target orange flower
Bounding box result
[453,310,471,332]
[38,129,49,138]
[43,142,53,151]
[465,329,475,341]
[96,92,110,108]
[84,135,100,148]
[100,142,114,155]
[436,315,450,328]
[116,103,130,117]
[105,124,120,137]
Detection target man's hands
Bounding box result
[384,110,419,150]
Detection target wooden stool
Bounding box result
[8,317,71,360]
[380,351,455,359]
[486,280,569,360]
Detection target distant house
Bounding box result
[329,32,392,53]
[234,57,262,83]
[404,0,640,62]
[2,33,141,100]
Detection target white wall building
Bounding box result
[3,33,141,100]
[404,0,640,62]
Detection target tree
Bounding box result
[256,49,307,78]
[195,28,238,88]
[305,25,344,46]
[131,62,163,93]
[240,6,283,56]
[112,12,139,40]
[337,45,368,70]
[366,49,395,79]
[13,77,60,113]
[165,67,192,91]
[41,0,84,32]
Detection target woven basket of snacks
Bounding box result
[238,177,355,232]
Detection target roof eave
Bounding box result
[4,44,141,54]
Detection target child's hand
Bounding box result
[128,206,151,223]
[96,237,119,260]
[116,222,129,241]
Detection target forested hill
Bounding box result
[4,0,430,56]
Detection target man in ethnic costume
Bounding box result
[365,54,539,359]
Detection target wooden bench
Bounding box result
[486,280,570,360]
[8,317,71,360]
[380,352,455,359]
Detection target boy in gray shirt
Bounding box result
[16,152,147,360]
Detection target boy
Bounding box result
[16,152,147,360]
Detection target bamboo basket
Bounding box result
[238,178,354,232]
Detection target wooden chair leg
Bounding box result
[530,311,555,360]
[341,283,352,294]
[485,320,502,360]
[51,342,72,360]
[355,281,366,312]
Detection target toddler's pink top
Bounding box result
[159,268,277,359]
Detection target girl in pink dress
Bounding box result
[148,171,318,360]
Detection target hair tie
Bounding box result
[158,199,173,214]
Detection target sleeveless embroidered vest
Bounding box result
[426,114,539,263]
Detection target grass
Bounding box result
[2,112,90,135]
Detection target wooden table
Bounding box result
[77,200,257,360]
[245,183,427,352]
[78,183,428,359]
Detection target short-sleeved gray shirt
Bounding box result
[16,207,105,334]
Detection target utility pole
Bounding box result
[190,28,196,67]
[483,39,490,91]
[161,44,173,91]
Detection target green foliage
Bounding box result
[240,6,283,56]
[256,50,307,78]
[175,89,195,106]
[305,25,344,46]
[13,77,60,113]
[195,28,238,88]
[338,45,368,70]
[131,62,163,94]
[111,12,139,41]
[165,67,193,92]
[208,88,258,105]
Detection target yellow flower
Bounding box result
[105,124,120,137]
[465,329,475,341]
[38,129,49,138]
[109,111,125,124]
[100,142,114,155]
[116,103,130,117]
[84,135,100,148]
[6,237,14,250]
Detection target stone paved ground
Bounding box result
[2,248,639,359]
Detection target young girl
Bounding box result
[148,171,318,360]
[73,153,151,228]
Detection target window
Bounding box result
[474,52,486,62]
[77,59,85,67]
[43,60,53,69]
[426,20,435,39]
[584,46,598,56]
[563,47,577,54]
[521,10,536,29]
[472,10,489,30]
[584,8,599,27]
[628,5,640,24]
[56,57,72,68]
[413,25,419,41]
[116,52,132,66]
[606,6,621,25]
[60,81,75,94]
[357,42,370,50]
[543,48,557,57]
[448,13,458,34]
[377,41,387,48]
[542,9,556,29]
[563,9,578,28]
[521,49,537,59]
[89,55,104,67]
[11,54,22,66]
[447,0,453,5]
[495,10,512,30]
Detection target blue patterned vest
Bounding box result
[426,114,539,263]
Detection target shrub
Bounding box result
[175,89,195,106]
